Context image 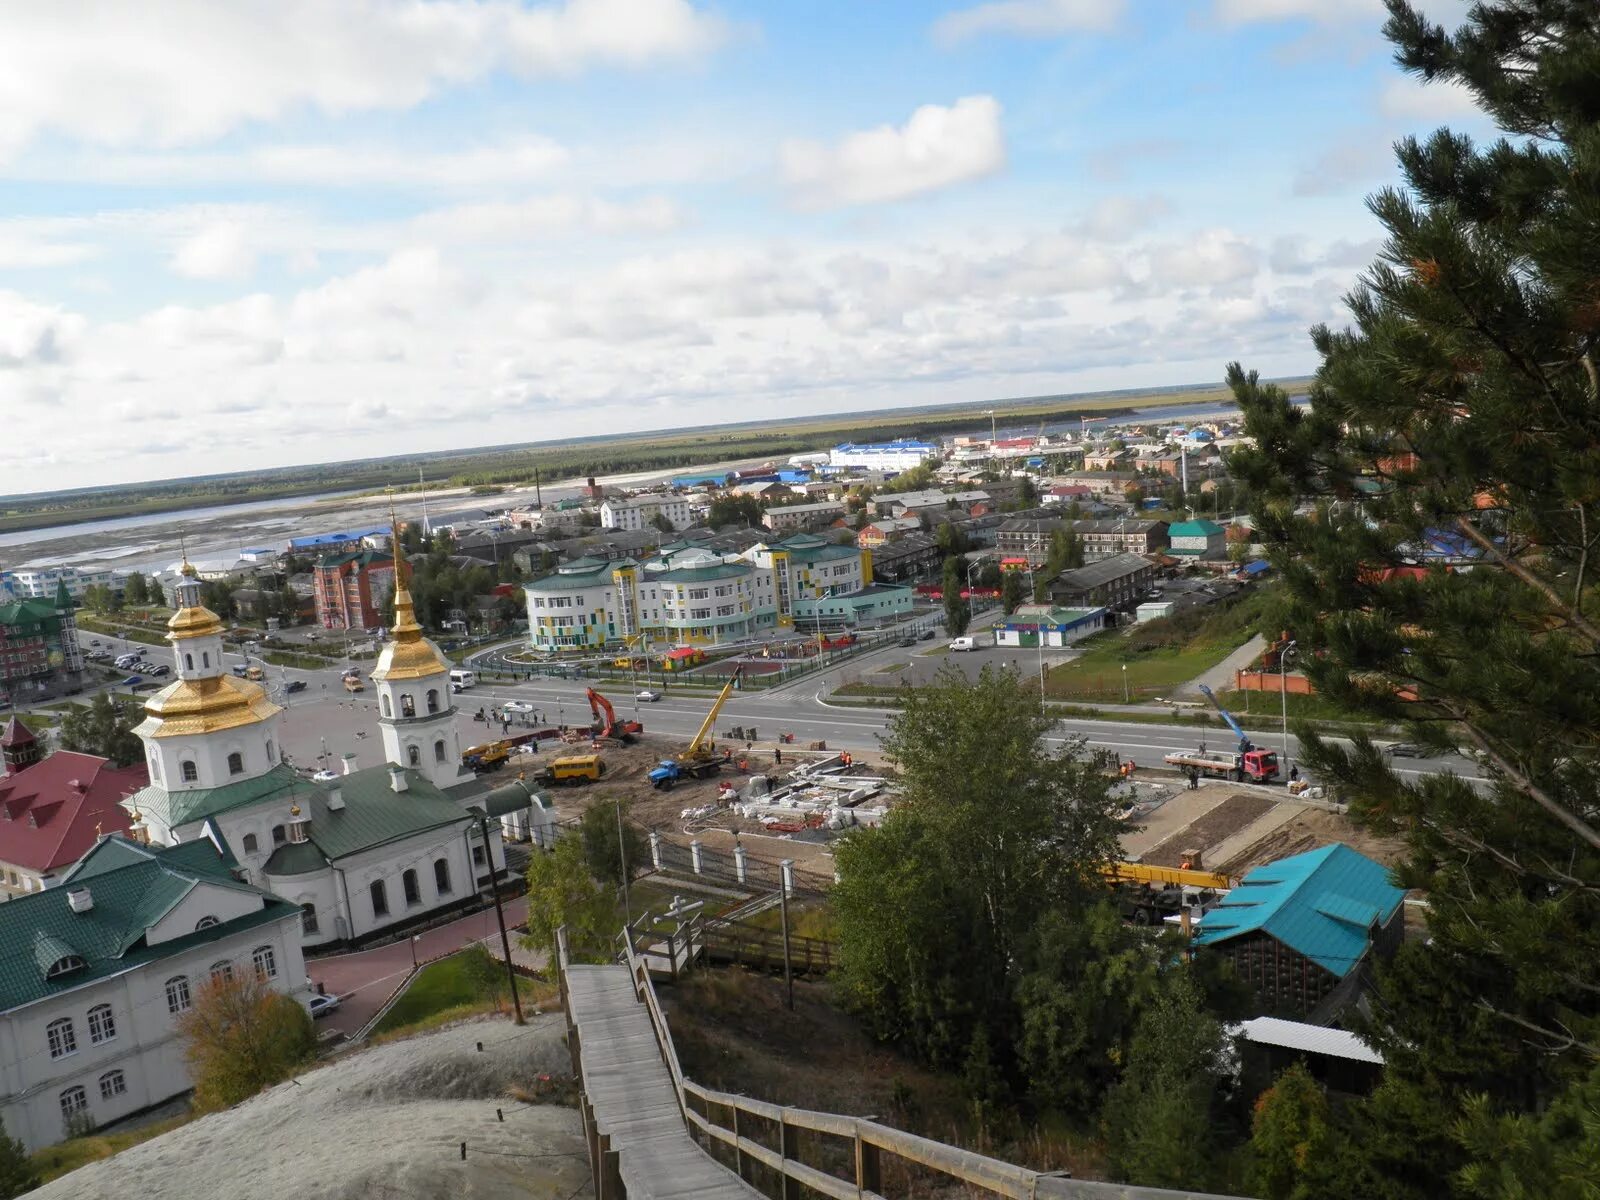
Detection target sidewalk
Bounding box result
[1176,634,1266,698]
[308,895,530,1038]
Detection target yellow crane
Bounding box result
[649,667,743,789]
[1102,860,1236,891]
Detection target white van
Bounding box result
[449,669,476,689]
[114,653,142,669]
[948,636,980,652]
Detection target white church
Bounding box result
[123,540,550,949]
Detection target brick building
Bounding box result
[1046,552,1156,611]
[313,550,395,631]
[0,582,84,707]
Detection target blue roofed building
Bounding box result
[1194,844,1405,1017]
[286,525,391,555]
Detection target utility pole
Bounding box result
[479,813,524,1024]
[779,883,794,1011]
[1281,641,1297,779]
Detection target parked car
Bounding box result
[948,637,979,652]
[231,664,248,677]
[312,769,339,782]
[120,675,142,686]
[307,993,341,1019]
[898,634,917,647]
[149,665,170,677]
[89,639,102,648]
[636,689,661,702]
[918,628,935,640]
[285,680,307,694]
[501,700,535,715]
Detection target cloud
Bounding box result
[1292,136,1394,196]
[408,194,682,242]
[170,220,258,280]
[0,0,729,160]
[1213,0,1383,23]
[0,292,84,368]
[933,0,1125,43]
[0,231,96,269]
[1379,77,1480,122]
[781,96,1005,209]
[1068,195,1170,241]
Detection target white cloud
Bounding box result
[170,220,258,280]
[408,194,681,243]
[0,292,84,368]
[1068,195,1170,241]
[1213,0,1383,23]
[1379,77,1480,122]
[0,231,95,269]
[782,96,1006,209]
[933,0,1125,43]
[0,0,728,160]
[1292,136,1394,196]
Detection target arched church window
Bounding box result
[434,739,446,762]
[184,653,193,671]
[202,651,210,668]
[407,745,421,767]
[227,751,244,776]
[400,694,415,718]
[180,760,198,783]
[426,690,439,714]
[381,696,391,718]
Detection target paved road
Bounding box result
[308,894,532,1038]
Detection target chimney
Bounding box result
[326,785,345,811]
[341,752,358,776]
[67,887,94,914]
[389,766,409,793]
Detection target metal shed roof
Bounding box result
[1193,843,1405,978]
[1235,1016,1384,1064]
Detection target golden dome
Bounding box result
[369,523,450,683]
[167,603,225,640]
[137,676,281,738]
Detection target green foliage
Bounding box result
[0,1117,37,1199]
[1227,0,1600,1179]
[58,693,142,766]
[649,511,677,533]
[1000,570,1025,615]
[1454,1064,1600,1200]
[1014,904,1165,1116]
[1036,527,1085,599]
[179,973,315,1113]
[877,459,941,495]
[372,945,520,1034]
[1101,967,1228,1190]
[832,666,1122,1080]
[579,798,648,889]
[122,572,149,606]
[1249,1062,1334,1200]
[1016,475,1039,505]
[522,837,616,965]
[707,493,764,529]
[81,583,122,614]
[940,557,970,637]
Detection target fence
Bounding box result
[572,922,1252,1200]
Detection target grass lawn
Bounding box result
[1213,688,1373,724]
[29,1114,194,1183]
[371,945,548,1036]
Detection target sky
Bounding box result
[0,0,1487,495]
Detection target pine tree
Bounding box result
[1228,0,1600,1183]
[0,1116,37,1199]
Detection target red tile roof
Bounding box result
[0,716,36,749]
[0,751,148,875]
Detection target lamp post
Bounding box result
[1280,641,1297,778]
[1122,662,1129,704]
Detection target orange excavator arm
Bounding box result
[585,688,618,738]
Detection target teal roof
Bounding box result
[267,765,469,865]
[478,777,551,819]
[643,561,751,583]
[527,558,626,591]
[1168,519,1224,538]
[262,839,325,876]
[0,838,296,1013]
[1194,844,1404,978]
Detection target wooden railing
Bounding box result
[701,925,835,976]
[600,925,1248,1200]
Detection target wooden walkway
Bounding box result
[565,963,762,1199]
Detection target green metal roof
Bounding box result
[478,777,551,819]
[526,559,626,591]
[273,766,469,863]
[262,839,326,876]
[642,562,751,583]
[1168,518,1224,537]
[0,598,59,629]
[1194,844,1405,978]
[129,762,307,830]
[0,838,297,1014]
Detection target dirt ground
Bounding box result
[1216,805,1407,875]
[1138,793,1275,867]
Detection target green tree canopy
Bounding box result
[59,693,142,766]
[0,1117,37,1199]
[1249,1062,1335,1200]
[707,493,765,529]
[522,837,616,965]
[832,665,1122,1079]
[179,973,316,1112]
[579,797,648,890]
[940,556,970,637]
[123,571,149,606]
[1000,569,1025,615]
[1227,0,1600,1191]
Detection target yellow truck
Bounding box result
[343,675,365,692]
[245,664,265,681]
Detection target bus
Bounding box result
[449,669,477,690]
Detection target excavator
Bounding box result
[648,668,741,790]
[585,688,643,743]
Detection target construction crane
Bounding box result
[585,687,642,743]
[649,668,742,790]
[1198,683,1254,754]
[1103,860,1235,891]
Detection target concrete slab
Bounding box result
[1120,788,1231,859]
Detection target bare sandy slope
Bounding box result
[28,1017,590,1200]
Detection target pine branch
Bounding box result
[1455,719,1600,852]
[1453,516,1600,648]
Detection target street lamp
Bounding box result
[1280,641,1298,779]
[1122,662,1129,704]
